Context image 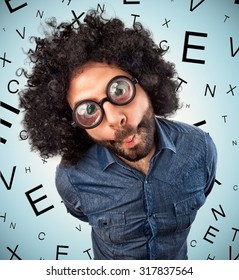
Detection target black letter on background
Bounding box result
[182,31,207,64]
[123,0,140,4]
[5,0,27,13]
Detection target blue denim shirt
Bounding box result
[55,118,217,260]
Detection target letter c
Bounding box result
[159,40,169,52]
[8,79,19,94]
[190,240,197,247]
[38,232,46,240]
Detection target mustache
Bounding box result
[110,119,149,144]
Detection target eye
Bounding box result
[108,78,134,104]
[110,81,129,97]
[74,101,103,128]
[76,102,98,118]
[86,103,97,115]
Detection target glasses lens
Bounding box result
[107,76,136,105]
[74,101,103,129]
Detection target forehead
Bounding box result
[72,62,127,77]
[67,62,130,107]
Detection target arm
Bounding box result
[55,164,88,222]
[204,133,218,197]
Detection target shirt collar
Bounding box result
[155,117,176,154]
[97,117,176,171]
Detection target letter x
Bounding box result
[0,52,11,67]
[70,11,85,27]
[7,245,22,260]
[162,18,171,28]
[227,85,236,96]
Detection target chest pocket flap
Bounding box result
[174,191,206,231]
[88,211,126,244]
[174,191,205,215]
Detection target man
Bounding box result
[19,10,217,259]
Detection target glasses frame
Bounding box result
[72,75,138,129]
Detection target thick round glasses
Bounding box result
[72,75,138,129]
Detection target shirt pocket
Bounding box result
[174,191,206,232]
[88,211,126,244]
[154,191,205,234]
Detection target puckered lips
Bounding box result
[123,134,137,149]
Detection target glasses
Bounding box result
[72,75,138,129]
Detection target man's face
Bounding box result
[67,62,156,162]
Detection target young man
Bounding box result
[20,10,217,259]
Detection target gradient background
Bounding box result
[0,0,238,260]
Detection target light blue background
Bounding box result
[0,0,239,260]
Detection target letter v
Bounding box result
[190,0,205,11]
[0,166,16,190]
[16,27,26,39]
[230,37,239,57]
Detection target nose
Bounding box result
[103,101,127,129]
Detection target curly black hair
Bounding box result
[19,9,180,165]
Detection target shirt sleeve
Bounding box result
[55,164,88,222]
[204,133,218,197]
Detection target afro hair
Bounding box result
[19,9,180,165]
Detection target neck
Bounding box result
[118,144,156,176]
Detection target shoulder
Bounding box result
[157,118,204,135]
[157,118,216,158]
[56,143,102,184]
[157,118,207,143]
